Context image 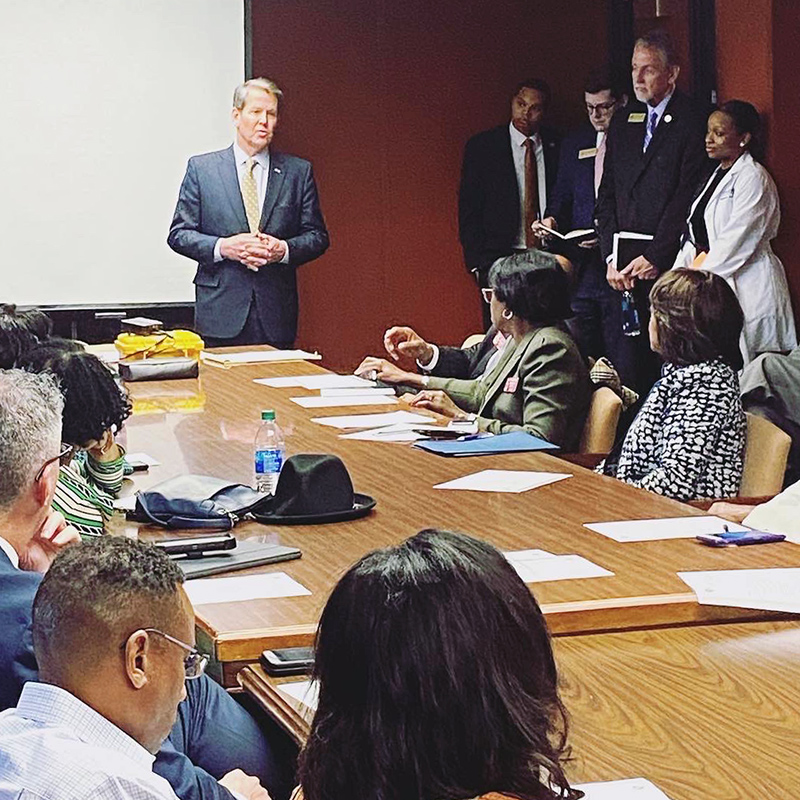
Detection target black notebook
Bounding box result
[176,539,302,579]
[612,231,654,271]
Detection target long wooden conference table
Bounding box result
[118,350,800,687]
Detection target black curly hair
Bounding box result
[18,340,132,446]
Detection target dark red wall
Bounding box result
[251,0,608,370]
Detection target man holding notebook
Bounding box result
[595,31,707,395]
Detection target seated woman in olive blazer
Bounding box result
[361,250,591,448]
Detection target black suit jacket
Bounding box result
[546,124,598,232]
[168,147,329,343]
[459,124,561,277]
[428,328,498,380]
[596,91,708,272]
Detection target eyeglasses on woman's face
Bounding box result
[481,288,495,304]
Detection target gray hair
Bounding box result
[233,77,283,110]
[0,369,63,509]
[634,30,679,69]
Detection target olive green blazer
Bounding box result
[428,325,591,449]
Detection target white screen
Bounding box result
[0,0,244,305]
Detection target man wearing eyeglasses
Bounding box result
[0,537,199,799]
[534,67,626,362]
[0,371,277,800]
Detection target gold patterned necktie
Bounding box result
[242,157,261,233]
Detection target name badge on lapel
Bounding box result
[578,147,597,159]
[503,376,519,393]
[628,112,646,123]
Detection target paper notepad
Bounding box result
[183,572,311,606]
[584,516,749,543]
[575,778,674,799]
[277,679,320,711]
[678,568,800,614]
[505,549,613,583]
[434,470,571,493]
[311,410,432,429]
[202,350,321,366]
[291,394,398,408]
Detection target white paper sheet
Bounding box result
[311,410,432,429]
[584,516,749,543]
[678,568,800,613]
[340,423,427,442]
[277,679,319,711]
[320,387,395,396]
[184,572,311,606]
[125,452,160,467]
[434,470,572,494]
[505,550,613,583]
[291,394,398,408]
[203,350,321,365]
[575,778,673,799]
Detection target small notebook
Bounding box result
[414,430,558,457]
[176,540,302,579]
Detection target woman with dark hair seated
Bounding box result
[673,100,796,363]
[19,340,131,536]
[296,528,582,800]
[599,269,746,500]
[358,250,591,448]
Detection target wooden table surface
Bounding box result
[239,620,800,799]
[120,354,800,682]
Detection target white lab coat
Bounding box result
[673,151,797,365]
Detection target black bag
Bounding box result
[133,475,270,530]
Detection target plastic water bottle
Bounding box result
[254,409,285,494]
[621,290,641,337]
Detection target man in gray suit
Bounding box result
[168,78,329,348]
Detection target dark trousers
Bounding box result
[202,300,294,350]
[154,674,293,800]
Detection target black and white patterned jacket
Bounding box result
[609,359,746,501]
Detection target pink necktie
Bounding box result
[594,135,606,196]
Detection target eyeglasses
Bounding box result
[586,100,618,115]
[123,628,208,680]
[35,443,75,482]
[481,288,494,304]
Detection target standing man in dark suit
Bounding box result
[458,79,561,328]
[168,78,329,348]
[596,31,707,395]
[537,68,626,361]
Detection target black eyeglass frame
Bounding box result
[35,443,75,482]
[120,628,208,680]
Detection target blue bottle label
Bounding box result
[255,449,283,474]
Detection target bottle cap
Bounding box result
[261,409,276,421]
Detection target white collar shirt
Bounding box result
[0,682,179,800]
[0,535,19,569]
[508,122,546,249]
[646,91,673,131]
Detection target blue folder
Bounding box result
[413,430,559,457]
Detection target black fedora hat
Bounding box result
[252,454,376,525]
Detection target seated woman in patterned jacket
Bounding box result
[19,340,131,536]
[599,269,746,501]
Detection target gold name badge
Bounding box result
[578,147,597,159]
[628,112,646,123]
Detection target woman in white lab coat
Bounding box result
[674,100,796,365]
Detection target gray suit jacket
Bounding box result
[428,325,591,448]
[168,146,329,342]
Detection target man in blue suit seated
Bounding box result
[0,370,285,800]
[168,78,329,348]
[534,68,626,361]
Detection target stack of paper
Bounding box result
[290,394,397,409]
[678,568,800,613]
[203,350,321,366]
[584,516,749,543]
[505,549,613,583]
[311,410,432,429]
[575,778,673,799]
[183,572,311,606]
[254,374,374,390]
[277,679,319,711]
[434,470,571,493]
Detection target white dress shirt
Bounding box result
[646,91,673,134]
[509,122,547,249]
[0,535,19,569]
[212,141,289,264]
[0,682,179,800]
